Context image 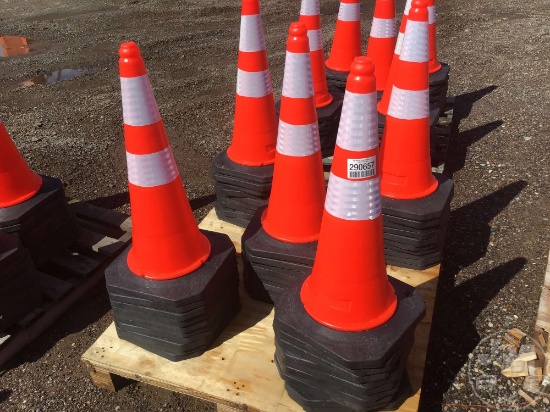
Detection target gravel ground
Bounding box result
[0,0,549,411]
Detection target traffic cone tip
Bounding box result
[241,0,260,16]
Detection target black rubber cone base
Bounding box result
[325,67,349,96]
[429,63,451,114]
[212,150,274,185]
[214,203,254,228]
[242,207,316,303]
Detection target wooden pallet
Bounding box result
[0,200,132,370]
[81,208,439,412]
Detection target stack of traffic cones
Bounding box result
[380,0,454,270]
[0,122,79,267]
[0,233,42,331]
[105,42,240,361]
[242,23,326,304]
[427,0,451,115]
[325,0,362,94]
[211,0,277,227]
[274,57,425,411]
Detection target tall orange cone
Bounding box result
[226,0,278,166]
[380,0,438,199]
[261,22,326,243]
[300,57,397,331]
[377,0,412,114]
[365,0,397,92]
[427,0,442,73]
[325,0,362,73]
[299,0,333,108]
[0,122,42,207]
[119,42,211,280]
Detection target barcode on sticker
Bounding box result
[347,156,376,179]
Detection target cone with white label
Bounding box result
[325,0,362,94]
[106,42,240,361]
[427,0,451,114]
[242,22,326,304]
[379,0,454,270]
[212,0,276,227]
[273,57,426,411]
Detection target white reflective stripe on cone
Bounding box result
[387,86,429,120]
[428,6,436,23]
[336,91,378,151]
[338,2,360,22]
[120,75,162,127]
[394,32,404,54]
[236,69,273,98]
[400,20,429,63]
[276,120,320,157]
[404,0,413,15]
[239,14,266,52]
[307,29,323,52]
[300,0,320,16]
[126,147,179,188]
[325,174,381,220]
[370,17,396,39]
[282,52,314,99]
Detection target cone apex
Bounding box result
[119,42,141,59]
[289,22,308,37]
[350,56,375,76]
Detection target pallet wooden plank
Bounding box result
[75,227,128,257]
[198,209,244,253]
[48,250,104,279]
[69,200,132,233]
[38,271,75,302]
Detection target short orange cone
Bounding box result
[299,0,333,108]
[261,23,326,243]
[427,0,442,73]
[0,122,42,208]
[380,0,438,199]
[300,57,397,331]
[325,0,362,73]
[377,0,412,114]
[119,42,211,280]
[226,0,278,166]
[365,0,397,93]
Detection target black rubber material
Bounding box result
[214,183,270,201]
[383,225,440,240]
[211,172,271,195]
[385,254,442,270]
[213,204,252,228]
[325,67,349,96]
[211,149,274,184]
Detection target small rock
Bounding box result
[523,136,533,141]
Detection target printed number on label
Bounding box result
[347,156,376,179]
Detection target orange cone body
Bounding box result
[119,42,211,280]
[325,0,362,72]
[227,0,278,166]
[261,23,326,243]
[0,122,42,208]
[301,57,397,331]
[377,0,412,114]
[299,0,333,108]
[427,0,442,73]
[380,0,438,199]
[365,0,397,92]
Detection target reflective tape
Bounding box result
[300,0,320,16]
[394,32,404,54]
[239,14,266,52]
[120,75,161,127]
[236,69,273,97]
[387,86,429,120]
[404,0,413,15]
[338,2,360,22]
[325,174,381,220]
[336,91,379,151]
[276,120,320,157]
[370,17,396,39]
[126,147,179,188]
[307,29,323,52]
[428,6,436,24]
[282,52,313,98]
[400,20,429,63]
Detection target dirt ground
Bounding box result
[0,0,549,411]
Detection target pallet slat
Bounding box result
[38,271,75,302]
[49,250,104,279]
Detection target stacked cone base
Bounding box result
[325,67,349,96]
[273,276,425,411]
[382,174,454,270]
[212,150,272,227]
[105,230,241,361]
[0,175,79,267]
[429,63,451,116]
[0,233,43,332]
[242,207,316,304]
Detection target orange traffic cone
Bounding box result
[325,0,362,73]
[0,122,42,208]
[380,0,438,199]
[365,0,397,92]
[119,42,211,280]
[261,22,326,243]
[427,0,442,73]
[299,0,333,108]
[301,57,397,331]
[226,0,278,166]
[377,0,412,114]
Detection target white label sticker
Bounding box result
[347,156,376,179]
